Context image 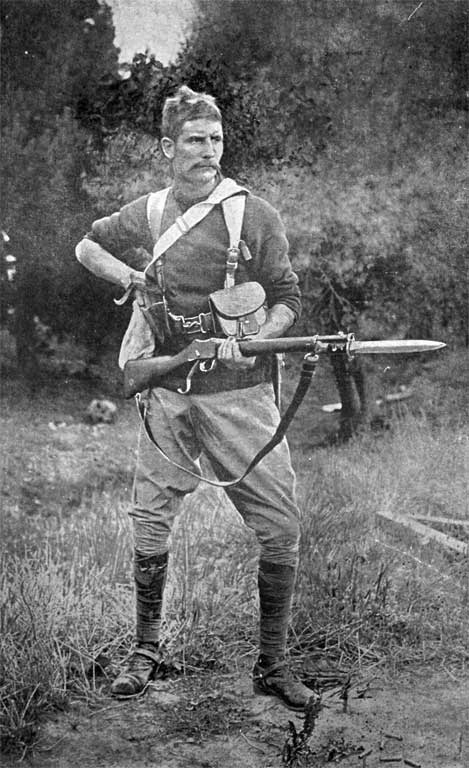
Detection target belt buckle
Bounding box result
[170,311,211,335]
[183,313,207,334]
[183,316,200,333]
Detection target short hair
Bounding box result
[161,86,222,140]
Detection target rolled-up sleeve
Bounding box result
[243,196,301,321]
[84,195,153,267]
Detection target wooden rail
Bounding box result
[376,509,468,556]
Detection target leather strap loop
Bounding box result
[253,659,287,680]
[129,647,161,664]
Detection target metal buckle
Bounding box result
[169,312,211,335]
[226,247,239,269]
[182,314,203,333]
[175,215,190,235]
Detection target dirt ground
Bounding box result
[4,667,468,768]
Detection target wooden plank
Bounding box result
[376,509,468,555]
[410,515,469,528]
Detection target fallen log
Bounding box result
[410,515,469,528]
[376,509,468,555]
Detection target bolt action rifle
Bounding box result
[123,333,445,399]
[124,332,445,488]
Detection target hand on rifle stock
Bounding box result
[216,336,256,370]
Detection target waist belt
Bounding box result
[167,310,214,335]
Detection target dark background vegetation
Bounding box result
[1,0,467,384]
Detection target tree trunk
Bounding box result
[329,352,367,441]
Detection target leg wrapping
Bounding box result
[258,559,296,662]
[134,550,168,646]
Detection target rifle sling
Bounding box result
[135,354,318,488]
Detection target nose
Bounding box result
[202,138,216,156]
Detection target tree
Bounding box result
[0,0,120,375]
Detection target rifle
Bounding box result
[127,332,445,488]
[123,333,445,399]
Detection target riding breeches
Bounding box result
[130,382,300,567]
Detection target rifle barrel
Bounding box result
[238,336,329,356]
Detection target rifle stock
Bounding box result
[124,357,175,399]
[123,334,445,398]
[123,335,333,398]
[123,338,219,399]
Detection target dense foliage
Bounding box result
[81,0,469,343]
[0,0,121,368]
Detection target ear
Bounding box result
[161,137,175,160]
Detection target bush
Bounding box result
[243,137,468,341]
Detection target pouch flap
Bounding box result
[209,282,266,319]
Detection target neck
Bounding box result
[172,177,218,203]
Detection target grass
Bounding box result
[294,413,469,676]
[1,348,468,756]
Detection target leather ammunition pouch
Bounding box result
[209,281,266,338]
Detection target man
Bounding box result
[76,85,313,711]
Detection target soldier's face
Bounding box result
[161,119,224,187]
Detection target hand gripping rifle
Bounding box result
[123,333,446,489]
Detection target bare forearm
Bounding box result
[258,304,296,339]
[75,238,138,289]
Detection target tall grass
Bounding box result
[1,392,468,754]
[294,412,469,674]
[0,500,133,754]
[0,487,258,754]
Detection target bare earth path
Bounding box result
[4,668,468,768]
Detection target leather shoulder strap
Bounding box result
[206,177,247,205]
[144,179,248,274]
[220,188,248,287]
[146,187,171,243]
[221,194,246,250]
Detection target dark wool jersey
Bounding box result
[86,181,301,393]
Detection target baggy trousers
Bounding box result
[130,382,300,567]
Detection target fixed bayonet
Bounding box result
[347,339,447,355]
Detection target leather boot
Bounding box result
[254,560,314,711]
[110,645,162,698]
[253,656,316,711]
[111,550,168,697]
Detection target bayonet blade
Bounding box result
[349,340,446,355]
